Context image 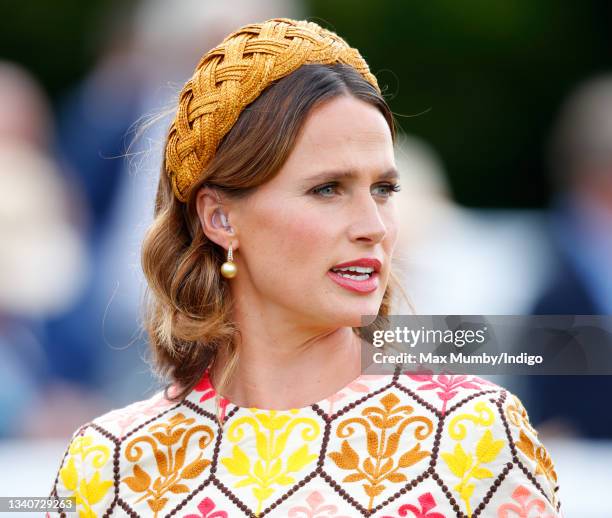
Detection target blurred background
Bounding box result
[1,1,611,515]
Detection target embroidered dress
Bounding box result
[48,366,562,517]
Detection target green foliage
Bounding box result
[307,0,611,206]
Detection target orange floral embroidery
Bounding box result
[505,396,536,436]
[328,392,434,510]
[123,412,215,517]
[515,430,557,484]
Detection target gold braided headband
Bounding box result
[164,17,380,202]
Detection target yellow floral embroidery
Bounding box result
[222,409,320,515]
[123,412,214,517]
[448,401,495,440]
[59,435,113,518]
[441,402,505,518]
[328,392,434,510]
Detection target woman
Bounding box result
[49,18,561,517]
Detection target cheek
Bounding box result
[384,207,400,251]
[249,203,335,282]
[284,215,334,270]
[386,220,399,251]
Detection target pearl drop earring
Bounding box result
[220,242,237,278]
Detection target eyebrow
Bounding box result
[304,168,400,185]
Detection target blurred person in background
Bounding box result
[0,61,100,438]
[521,75,612,439]
[392,135,550,397]
[393,134,550,317]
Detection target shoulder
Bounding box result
[88,385,184,437]
[48,385,184,516]
[322,370,561,516]
[391,371,561,516]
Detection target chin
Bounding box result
[325,304,382,328]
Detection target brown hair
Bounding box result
[141,63,409,427]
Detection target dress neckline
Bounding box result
[194,365,371,414]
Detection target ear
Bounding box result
[195,186,239,250]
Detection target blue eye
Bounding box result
[373,182,402,197]
[311,182,401,198]
[311,183,339,197]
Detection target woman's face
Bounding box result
[230,94,399,329]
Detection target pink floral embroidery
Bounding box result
[184,496,228,517]
[287,490,351,517]
[323,375,387,415]
[402,370,493,414]
[194,370,230,422]
[497,485,556,517]
[96,391,176,438]
[381,492,446,518]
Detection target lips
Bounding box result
[327,270,379,293]
[327,257,382,294]
[330,258,382,272]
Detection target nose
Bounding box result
[347,191,388,244]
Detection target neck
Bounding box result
[210,319,364,410]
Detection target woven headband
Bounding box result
[164,17,380,202]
